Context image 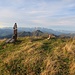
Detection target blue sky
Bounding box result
[0,0,75,30]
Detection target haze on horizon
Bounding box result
[0,0,75,30]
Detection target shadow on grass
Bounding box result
[13,40,22,45]
[30,37,44,42]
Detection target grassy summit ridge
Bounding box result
[0,37,75,75]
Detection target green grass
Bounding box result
[0,37,75,75]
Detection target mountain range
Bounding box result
[0,27,75,39]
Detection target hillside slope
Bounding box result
[0,37,75,75]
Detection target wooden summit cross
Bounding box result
[13,23,17,42]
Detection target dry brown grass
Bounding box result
[0,37,75,75]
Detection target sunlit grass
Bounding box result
[0,37,75,75]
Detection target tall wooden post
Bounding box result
[13,23,17,41]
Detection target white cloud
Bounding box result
[0,0,75,30]
[0,9,15,18]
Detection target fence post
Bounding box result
[13,23,17,42]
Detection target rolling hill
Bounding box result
[0,36,75,75]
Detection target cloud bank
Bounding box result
[0,0,75,30]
